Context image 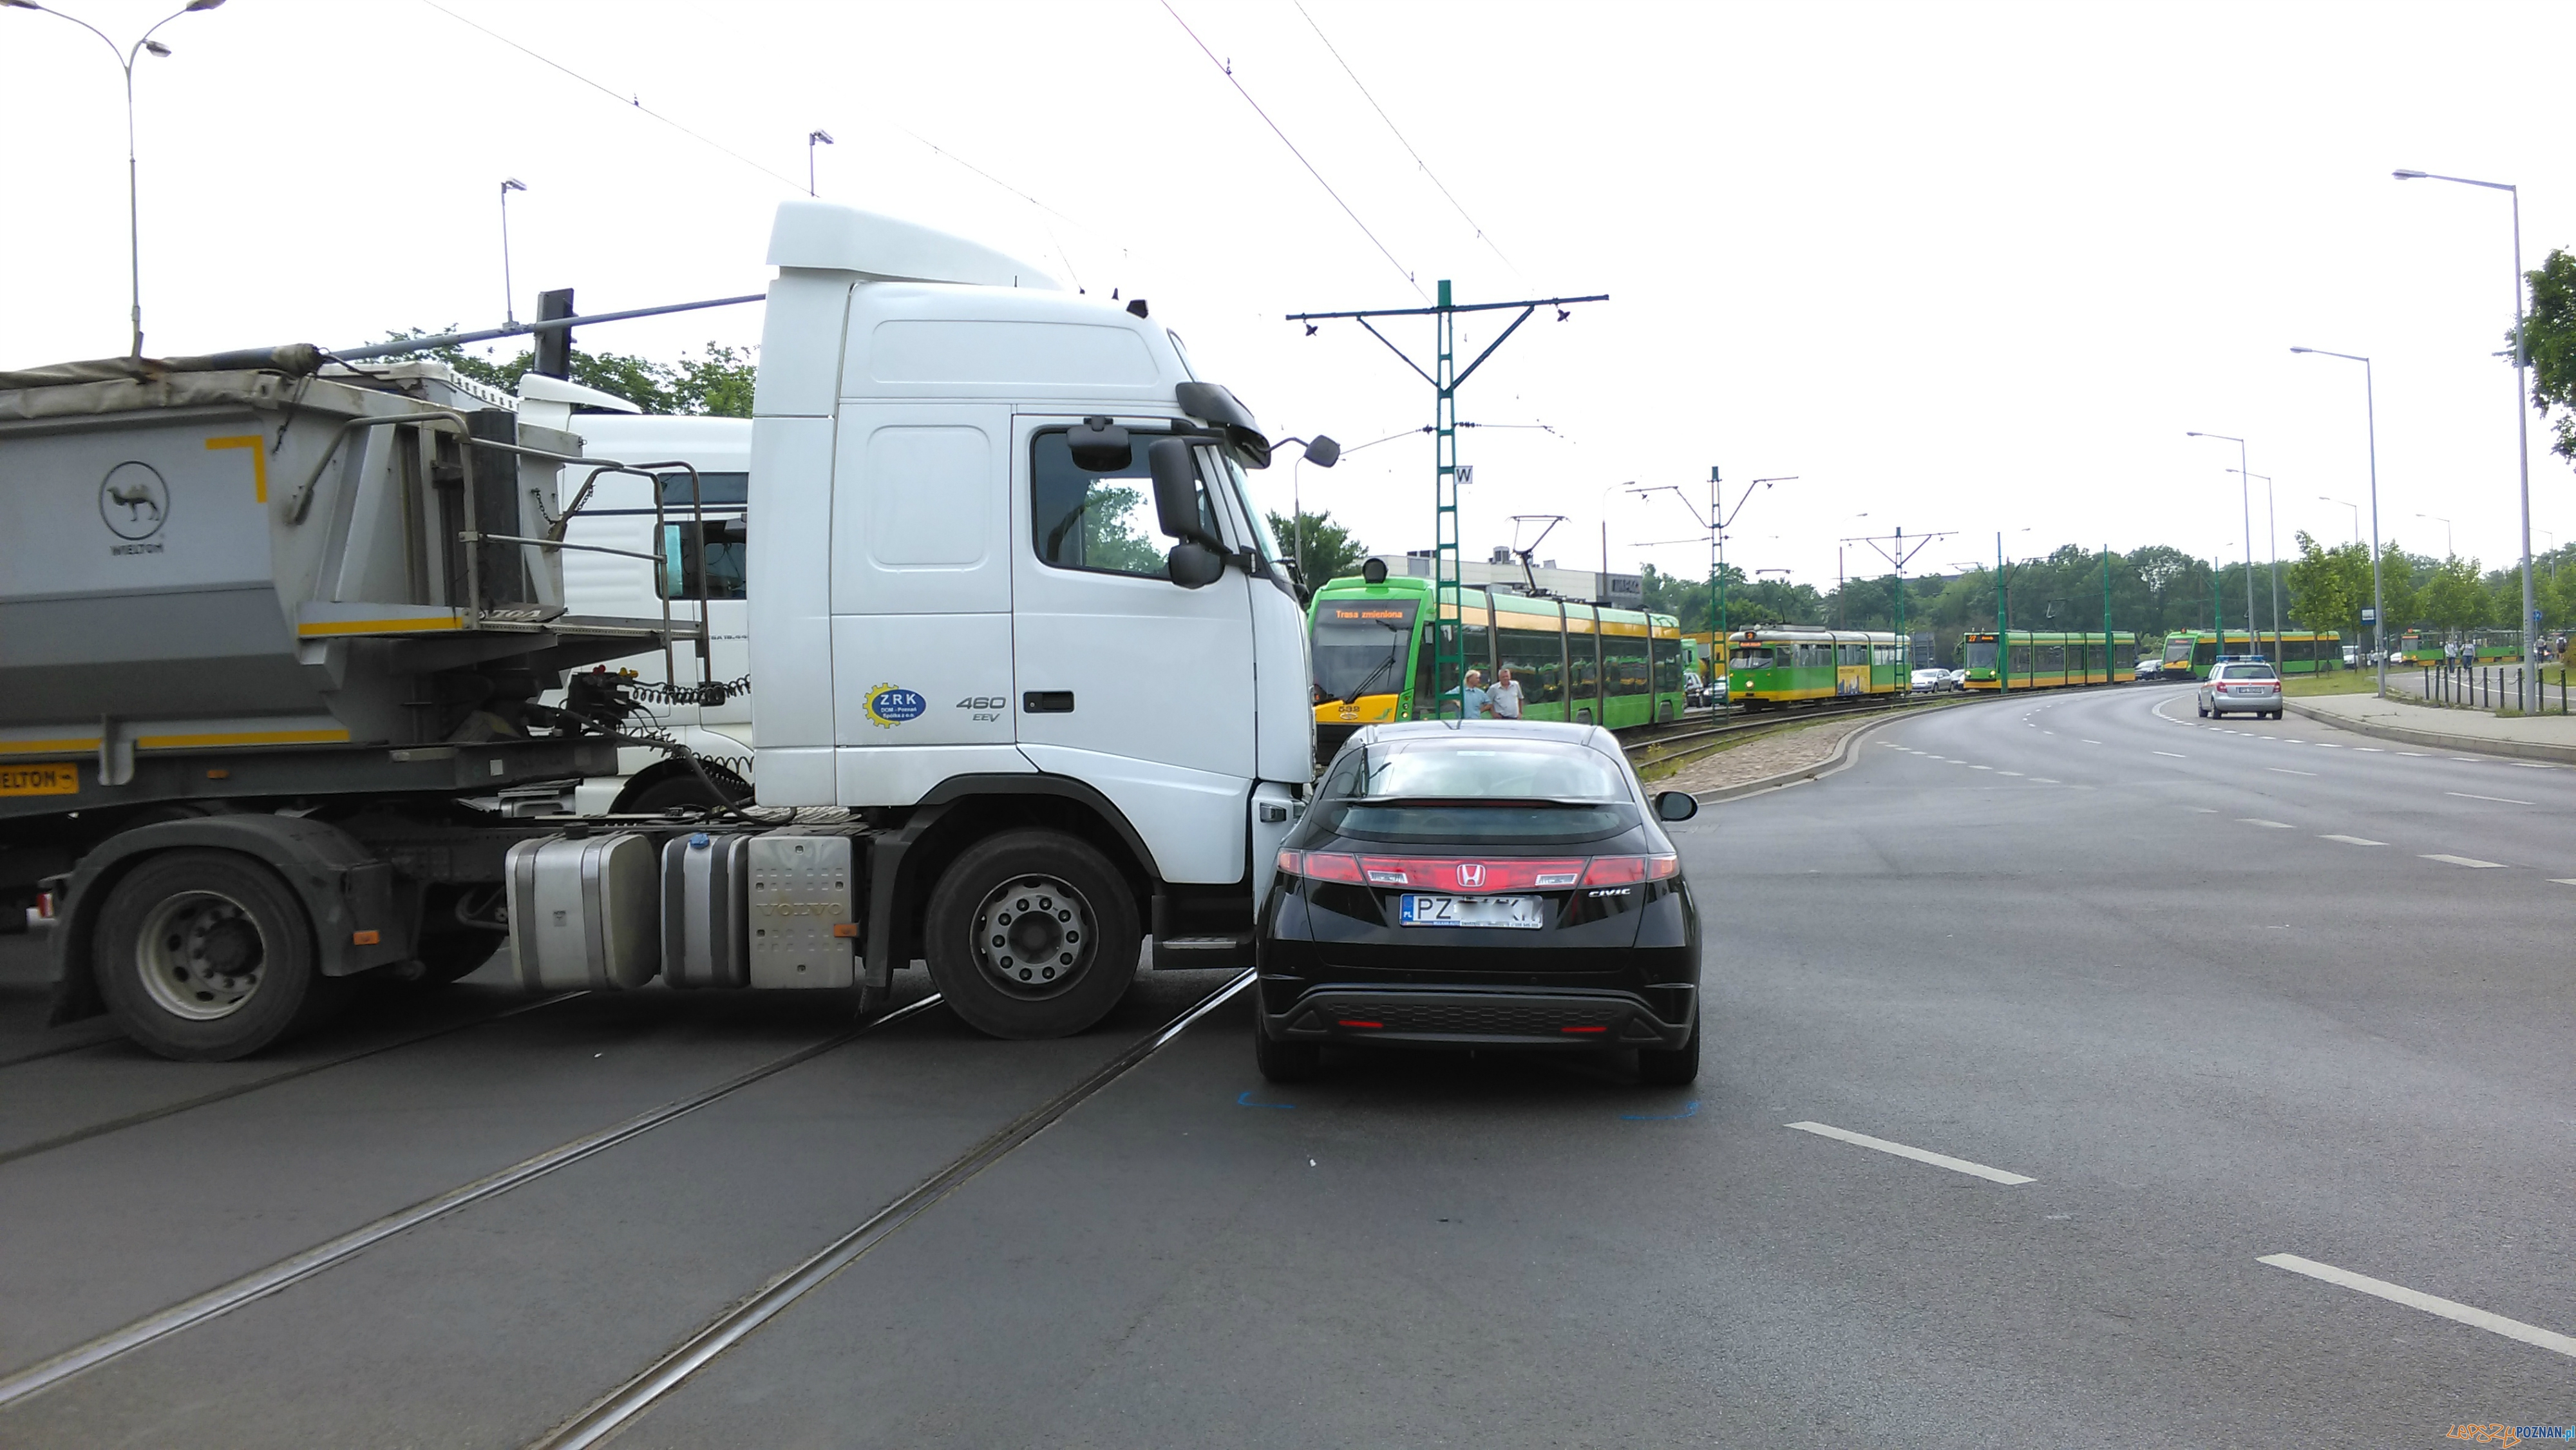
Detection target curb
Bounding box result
[2284,700,2576,766]
[1692,700,1967,804]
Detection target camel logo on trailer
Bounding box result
[1455,863,1486,890]
[99,461,169,551]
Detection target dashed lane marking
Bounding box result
[2030,777,2060,783]
[2400,752,2427,757]
[1998,770,2024,777]
[2155,751,2186,758]
[2422,854,2508,869]
[2448,792,2535,806]
[2238,819,2295,828]
[1785,1121,2034,1186]
[2320,834,2387,846]
[2551,879,2576,887]
[2354,747,2385,752]
[2269,768,2318,776]
[2257,1254,2576,1360]
[1971,765,1993,770]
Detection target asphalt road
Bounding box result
[3,681,2572,1447]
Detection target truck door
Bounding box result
[1011,419,1255,885]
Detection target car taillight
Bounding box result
[1580,854,1681,886]
[1276,850,1365,884]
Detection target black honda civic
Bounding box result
[1255,720,1702,1085]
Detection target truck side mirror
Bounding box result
[1166,540,1227,589]
[1148,437,1217,548]
[1302,435,1340,468]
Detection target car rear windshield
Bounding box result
[1313,739,1639,844]
[2218,664,2278,680]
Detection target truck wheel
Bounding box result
[922,830,1139,1040]
[93,850,345,1062]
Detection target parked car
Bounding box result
[1255,721,1702,1086]
[2132,658,2161,682]
[2197,660,2282,718]
[1909,667,1946,693]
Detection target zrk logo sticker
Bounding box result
[864,683,927,729]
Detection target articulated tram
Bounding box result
[1723,628,1911,708]
[1960,631,2141,691]
[1307,573,1687,760]
[2155,631,2345,679]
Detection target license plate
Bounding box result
[0,761,79,797]
[1399,894,1544,930]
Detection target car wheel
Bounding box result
[93,849,348,1061]
[1253,1016,1320,1083]
[2197,703,2208,717]
[922,829,1140,1040]
[1637,1007,1700,1087]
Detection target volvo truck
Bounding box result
[0,201,1328,1059]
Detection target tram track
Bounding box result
[1618,694,1944,775]
[0,991,949,1410]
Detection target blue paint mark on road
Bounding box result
[1237,1091,1296,1109]
[1620,1100,1699,1121]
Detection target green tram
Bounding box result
[1960,631,2141,691]
[1724,628,1912,708]
[1307,571,1687,758]
[2155,630,2344,680]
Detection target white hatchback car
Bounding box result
[2197,660,2282,719]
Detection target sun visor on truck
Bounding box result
[1175,382,1271,468]
[766,201,1060,291]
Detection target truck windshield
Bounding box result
[1215,453,1276,563]
[1311,600,1416,701]
[1964,640,1998,669]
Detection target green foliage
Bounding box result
[2284,531,2370,634]
[2519,248,2576,464]
[1266,509,1369,603]
[372,330,757,417]
[1076,485,1169,575]
[2419,555,2492,633]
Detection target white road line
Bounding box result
[2315,743,2342,749]
[1784,1121,2034,1185]
[2551,879,2576,887]
[1971,765,1993,770]
[2452,757,2481,763]
[2155,750,2186,758]
[2320,834,2387,846]
[1998,770,2024,777]
[2187,807,2217,814]
[2257,1254,2576,1360]
[2355,747,2385,752]
[2268,768,2318,776]
[2083,739,2101,745]
[2238,819,2295,829]
[2512,761,2556,770]
[2029,777,2060,783]
[2448,792,2534,806]
[2422,854,2508,869]
[2400,752,2427,757]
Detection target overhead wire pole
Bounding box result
[1287,289,1607,720]
[1630,472,1790,682]
[1849,527,1953,680]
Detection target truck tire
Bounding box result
[922,830,1139,1040]
[92,850,346,1062]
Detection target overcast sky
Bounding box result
[6,1,2571,591]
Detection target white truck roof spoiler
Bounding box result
[766,200,1059,291]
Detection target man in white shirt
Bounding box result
[1489,666,1525,720]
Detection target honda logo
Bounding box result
[1455,863,1486,890]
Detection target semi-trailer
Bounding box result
[1,202,1332,1060]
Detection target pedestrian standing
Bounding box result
[1489,666,1525,721]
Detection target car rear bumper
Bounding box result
[2207,694,2280,712]
[1258,984,1694,1051]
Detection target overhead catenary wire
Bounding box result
[1288,0,1518,279]
[1156,0,1428,302]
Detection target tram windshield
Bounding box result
[1311,600,1417,701]
[1964,640,1998,669]
[1728,647,1778,669]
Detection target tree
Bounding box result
[1264,510,1368,602]
[375,330,758,417]
[2284,530,2368,635]
[2519,247,2576,464]
[2420,555,2492,634]
[2375,539,2423,636]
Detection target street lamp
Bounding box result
[5,0,228,357]
[2228,468,2282,663]
[1836,511,1869,626]
[498,178,527,326]
[2290,346,2387,693]
[2318,495,2360,546]
[2187,432,2260,663]
[2394,168,2539,690]
[807,129,835,196]
[2417,513,2454,558]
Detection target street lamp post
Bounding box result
[2418,513,2453,558]
[2295,347,2391,691]
[498,178,527,326]
[4,0,229,358]
[2319,495,2361,547]
[2229,469,2281,664]
[807,129,835,196]
[2188,432,2259,663]
[2396,168,2538,695]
